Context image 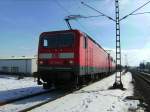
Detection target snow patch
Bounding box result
[32,72,142,112]
[0,75,44,102]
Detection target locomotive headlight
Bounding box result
[39,60,44,65]
[69,60,74,64]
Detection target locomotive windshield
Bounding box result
[42,33,74,48]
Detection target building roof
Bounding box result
[0,56,37,60]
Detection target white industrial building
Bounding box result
[0,57,37,75]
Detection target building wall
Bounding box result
[0,59,35,74]
[31,58,37,73]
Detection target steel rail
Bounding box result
[0,89,54,106]
[19,91,71,112]
[136,72,150,85]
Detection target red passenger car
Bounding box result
[37,29,115,88]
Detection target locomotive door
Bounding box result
[89,48,93,73]
[85,46,88,74]
[108,54,111,72]
[85,37,88,75]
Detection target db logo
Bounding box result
[52,53,59,58]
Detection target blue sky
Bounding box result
[0,0,150,66]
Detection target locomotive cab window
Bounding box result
[42,33,74,48]
[43,39,48,47]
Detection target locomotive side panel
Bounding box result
[79,33,110,76]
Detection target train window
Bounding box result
[83,36,88,48]
[42,33,74,48]
[43,39,48,47]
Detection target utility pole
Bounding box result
[113,0,123,89]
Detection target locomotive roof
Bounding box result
[40,29,111,57]
[0,56,37,60]
[82,32,109,56]
[40,30,103,49]
[40,29,78,36]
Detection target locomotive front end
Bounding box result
[37,30,79,88]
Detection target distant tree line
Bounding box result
[139,62,150,73]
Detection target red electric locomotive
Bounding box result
[37,29,115,88]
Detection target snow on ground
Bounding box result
[0,90,65,112]
[32,72,142,112]
[0,74,45,102]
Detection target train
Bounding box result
[37,29,116,89]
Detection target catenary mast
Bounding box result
[113,0,123,89]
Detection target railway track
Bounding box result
[131,70,150,111]
[0,89,70,112]
[20,90,70,112]
[136,72,150,85]
[140,72,150,79]
[0,89,53,106]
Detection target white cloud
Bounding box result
[123,49,150,66]
[105,48,150,66]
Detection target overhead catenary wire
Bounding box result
[81,0,150,22]
[81,1,116,22]
[75,19,94,36]
[129,12,150,15]
[78,0,113,17]
[54,0,73,29]
[54,0,95,37]
[120,0,150,21]
[75,14,104,18]
[54,0,71,15]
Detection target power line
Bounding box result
[130,12,150,15]
[54,0,71,15]
[55,0,95,36]
[75,19,95,37]
[77,14,104,18]
[81,1,116,21]
[74,0,102,19]
[120,0,150,21]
